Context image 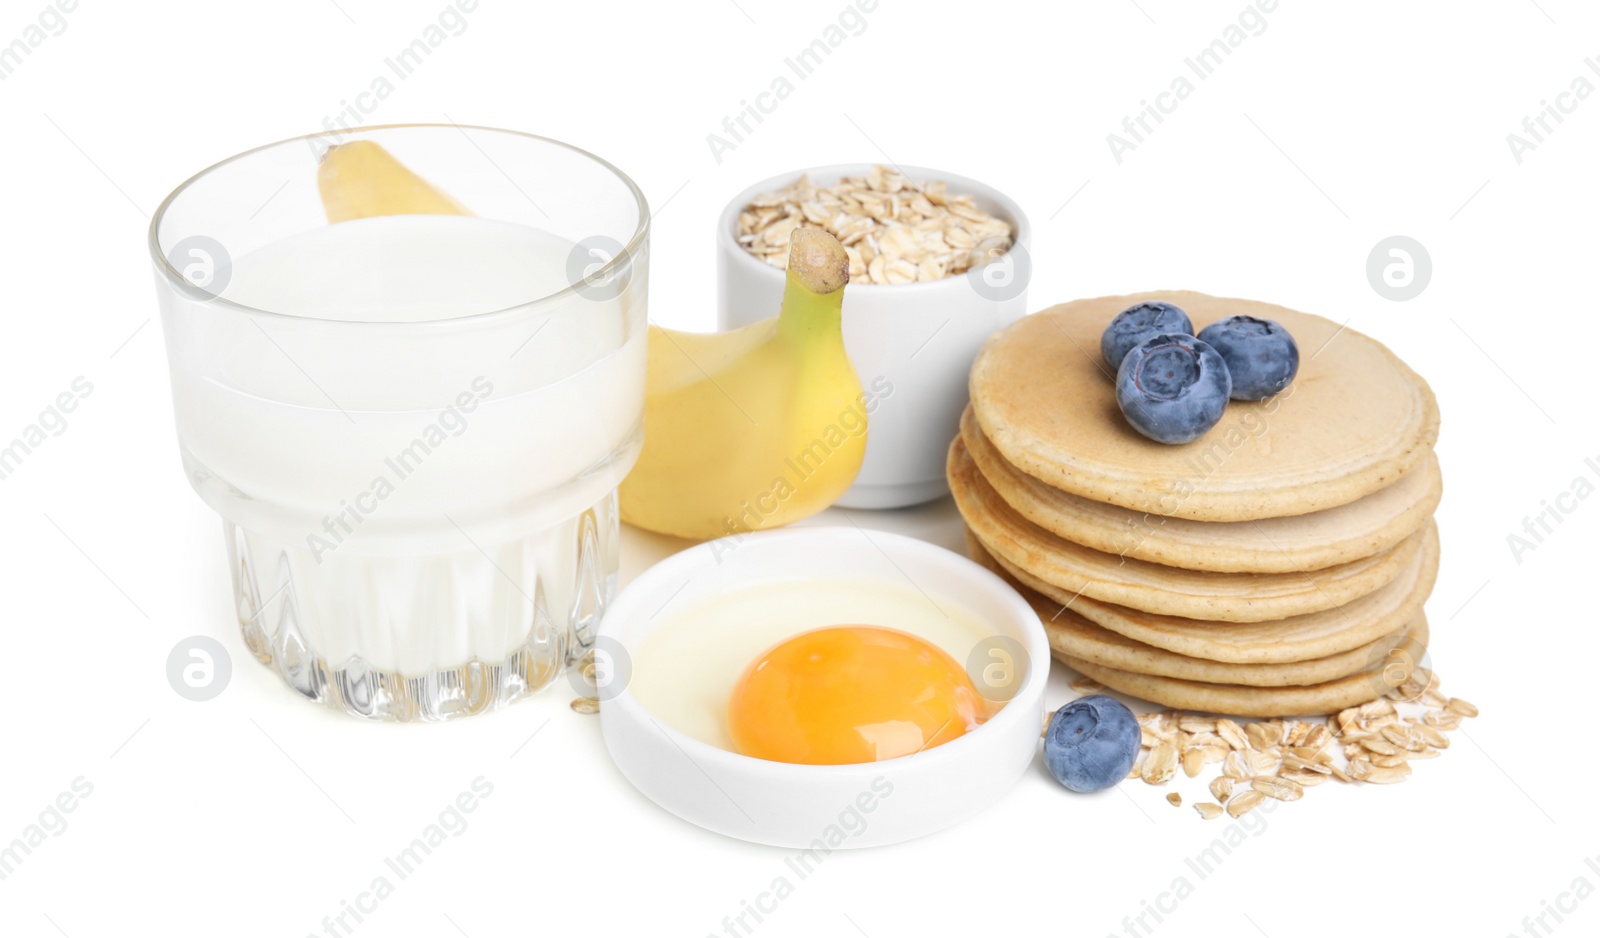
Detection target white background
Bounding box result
[2,0,1596,935]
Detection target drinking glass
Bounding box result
[149,125,649,721]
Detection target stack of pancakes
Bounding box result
[951,292,1443,717]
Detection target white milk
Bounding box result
[170,215,645,685]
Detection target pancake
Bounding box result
[951,436,1425,622]
[968,291,1440,522]
[1067,523,1438,663]
[965,523,1438,665]
[960,405,1443,573]
[965,531,1427,687]
[1059,615,1430,717]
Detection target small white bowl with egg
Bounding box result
[594,526,1048,849]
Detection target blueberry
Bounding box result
[1115,334,1231,444]
[1196,315,1299,400]
[1101,301,1194,371]
[1042,694,1140,793]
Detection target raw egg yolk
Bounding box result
[726,626,987,765]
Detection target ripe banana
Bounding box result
[620,229,868,540]
[316,139,468,222]
[311,142,867,539]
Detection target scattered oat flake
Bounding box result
[1226,789,1266,817]
[1413,724,1450,749]
[570,697,599,715]
[1281,753,1332,775]
[1248,750,1280,776]
[1142,741,1179,785]
[1356,762,1412,784]
[1216,719,1249,751]
[1246,721,1283,749]
[1251,776,1304,802]
[1112,672,1476,818]
[1423,709,1462,730]
[1070,676,1106,695]
[1380,724,1430,752]
[1361,736,1402,756]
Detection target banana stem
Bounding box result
[777,228,850,346]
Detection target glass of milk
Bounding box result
[149,125,649,721]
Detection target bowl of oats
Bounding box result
[718,164,1031,509]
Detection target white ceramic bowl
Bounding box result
[596,527,1047,849]
[717,165,1032,509]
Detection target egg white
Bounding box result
[630,577,1000,752]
